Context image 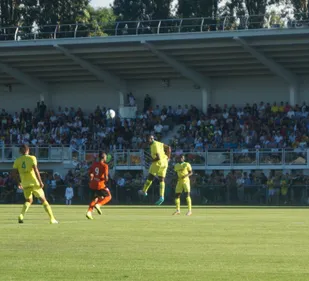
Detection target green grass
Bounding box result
[1,205,309,281]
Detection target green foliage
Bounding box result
[0,0,307,39]
[177,0,218,18]
[87,6,116,36]
[0,0,22,27]
[291,0,309,19]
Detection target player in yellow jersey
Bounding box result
[173,155,193,216]
[138,135,171,205]
[12,144,58,224]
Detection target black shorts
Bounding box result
[90,188,110,198]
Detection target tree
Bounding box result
[152,0,172,19]
[220,0,283,29]
[177,0,218,18]
[0,0,22,26]
[87,6,116,36]
[19,0,90,38]
[112,0,158,34]
[0,0,22,39]
[177,0,219,32]
[290,0,309,19]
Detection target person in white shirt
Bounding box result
[222,110,229,119]
[274,133,283,144]
[65,185,74,205]
[210,117,217,126]
[154,122,163,134]
[287,108,295,119]
[117,177,125,186]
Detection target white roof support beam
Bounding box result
[233,37,299,86]
[141,41,211,90]
[0,62,48,93]
[54,44,126,92]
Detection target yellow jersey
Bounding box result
[281,180,288,195]
[13,155,40,188]
[174,162,192,182]
[267,179,274,190]
[150,141,168,162]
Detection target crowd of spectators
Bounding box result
[1,98,309,157]
[171,101,309,151]
[1,168,309,206]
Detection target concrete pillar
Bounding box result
[289,85,298,106]
[119,91,125,107]
[201,88,209,114]
[40,91,52,109]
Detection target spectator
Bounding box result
[128,93,136,107]
[65,184,74,205]
[144,94,151,112]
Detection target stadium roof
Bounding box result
[0,27,309,86]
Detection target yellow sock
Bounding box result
[42,201,55,220]
[143,180,152,193]
[175,198,180,211]
[20,202,31,217]
[159,182,165,198]
[186,196,192,211]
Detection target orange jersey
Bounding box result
[89,161,108,190]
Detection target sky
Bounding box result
[90,0,113,8]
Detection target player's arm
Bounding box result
[152,153,160,162]
[105,165,109,182]
[164,144,171,159]
[89,165,94,181]
[33,163,44,188]
[11,168,22,189]
[182,165,193,180]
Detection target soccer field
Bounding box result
[1,205,309,281]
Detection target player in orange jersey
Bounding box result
[86,151,112,220]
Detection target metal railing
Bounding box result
[0,13,308,41]
[1,146,309,169]
[0,145,74,162]
[84,148,309,169]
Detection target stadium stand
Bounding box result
[0,99,309,206]
[1,100,308,152]
[1,14,309,207]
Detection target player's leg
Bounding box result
[18,188,33,223]
[87,190,98,219]
[139,172,155,197]
[173,191,181,215]
[97,188,112,206]
[155,176,165,205]
[95,188,112,215]
[183,182,192,216]
[33,187,58,224]
[155,164,167,205]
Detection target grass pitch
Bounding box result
[1,205,309,281]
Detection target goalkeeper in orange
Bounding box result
[138,135,171,205]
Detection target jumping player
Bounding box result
[139,135,171,205]
[86,152,111,220]
[13,144,58,224]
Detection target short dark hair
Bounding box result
[19,144,29,155]
[98,151,107,160]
